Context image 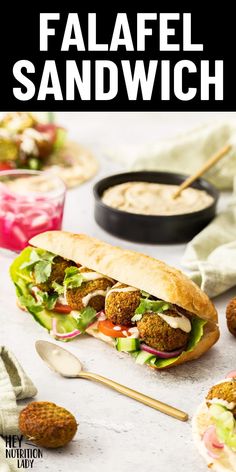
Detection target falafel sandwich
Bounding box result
[0,112,98,187]
[10,231,219,369]
[193,372,236,471]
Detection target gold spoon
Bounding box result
[35,340,188,422]
[172,143,231,199]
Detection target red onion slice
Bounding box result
[96,310,106,321]
[140,343,184,358]
[50,318,81,339]
[203,426,224,458]
[225,370,236,379]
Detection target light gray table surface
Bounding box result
[1,112,236,472]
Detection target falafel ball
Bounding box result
[36,256,76,292]
[66,269,114,312]
[206,380,236,416]
[105,283,141,326]
[226,298,236,337]
[137,312,190,352]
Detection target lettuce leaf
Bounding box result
[10,247,96,340]
[151,318,207,368]
[53,128,67,151]
[210,404,236,451]
[10,246,35,286]
[73,306,97,332]
[20,248,56,283]
[36,290,58,310]
[34,261,52,283]
[63,267,85,289]
[14,277,58,314]
[132,298,170,322]
[52,281,64,295]
[15,281,43,314]
[20,249,42,269]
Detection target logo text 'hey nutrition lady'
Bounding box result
[12,12,223,104]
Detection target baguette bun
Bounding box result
[193,402,236,471]
[30,231,217,322]
[29,231,219,368]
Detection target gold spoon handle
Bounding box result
[172,143,231,199]
[79,371,188,422]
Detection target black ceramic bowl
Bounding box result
[93,171,219,244]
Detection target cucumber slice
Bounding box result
[31,309,78,334]
[116,337,140,352]
[31,309,52,331]
[135,350,155,365]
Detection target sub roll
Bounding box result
[10,231,219,369]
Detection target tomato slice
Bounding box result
[52,303,72,314]
[0,161,15,171]
[35,124,57,144]
[98,319,132,338]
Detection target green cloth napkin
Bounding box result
[182,192,236,297]
[107,122,236,190]
[0,347,37,471]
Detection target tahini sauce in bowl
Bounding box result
[102,181,214,216]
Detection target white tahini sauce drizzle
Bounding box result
[81,271,106,281]
[82,290,108,307]
[79,268,114,282]
[57,295,68,306]
[208,398,236,410]
[106,283,138,298]
[214,378,236,386]
[156,313,191,333]
[128,327,139,338]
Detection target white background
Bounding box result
[1,112,236,472]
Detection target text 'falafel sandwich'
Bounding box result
[10,231,219,369]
